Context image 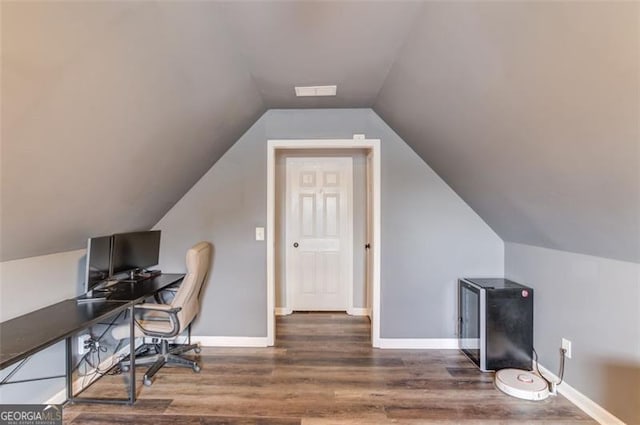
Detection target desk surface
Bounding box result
[77,273,184,304]
[0,273,184,370]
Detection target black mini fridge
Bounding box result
[458,278,533,372]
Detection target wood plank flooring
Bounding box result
[64,313,595,424]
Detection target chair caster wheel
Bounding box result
[192,364,201,373]
[194,346,201,354]
[143,377,153,386]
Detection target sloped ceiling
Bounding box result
[375,1,640,263]
[1,1,638,263]
[1,1,265,260]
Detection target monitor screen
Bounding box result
[85,236,112,292]
[111,230,161,276]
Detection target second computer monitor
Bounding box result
[111,230,161,276]
[85,235,112,292]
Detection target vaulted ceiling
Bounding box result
[2,1,638,262]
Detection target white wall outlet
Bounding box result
[78,334,91,355]
[255,227,265,241]
[562,338,572,359]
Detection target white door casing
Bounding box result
[266,138,381,348]
[365,151,374,319]
[285,157,353,311]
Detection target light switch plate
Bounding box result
[255,227,265,241]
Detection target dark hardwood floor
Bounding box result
[64,313,595,424]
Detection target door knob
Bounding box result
[293,242,299,248]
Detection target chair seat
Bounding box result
[111,317,174,340]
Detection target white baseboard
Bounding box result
[536,362,625,425]
[377,338,460,349]
[45,341,141,405]
[193,336,268,347]
[276,307,370,317]
[45,385,67,405]
[347,307,370,316]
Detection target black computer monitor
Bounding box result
[110,230,161,276]
[85,235,112,292]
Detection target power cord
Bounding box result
[533,347,567,394]
[73,309,127,380]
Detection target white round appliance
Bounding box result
[495,369,550,401]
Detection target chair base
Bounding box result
[120,340,201,386]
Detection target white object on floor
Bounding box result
[495,368,550,401]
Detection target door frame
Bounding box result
[267,138,381,347]
[284,156,354,313]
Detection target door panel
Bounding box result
[286,157,353,311]
[324,194,339,236]
[300,194,315,237]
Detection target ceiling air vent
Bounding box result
[295,85,337,97]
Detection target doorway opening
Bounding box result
[267,138,381,347]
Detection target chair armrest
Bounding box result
[134,303,176,312]
[153,286,179,304]
[133,304,183,337]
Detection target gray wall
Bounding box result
[0,250,85,403]
[155,108,504,338]
[367,111,504,338]
[505,242,640,424]
[0,249,131,404]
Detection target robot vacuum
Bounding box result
[495,369,550,401]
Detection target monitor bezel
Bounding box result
[84,235,113,293]
[110,230,161,277]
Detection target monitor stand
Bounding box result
[77,289,108,304]
[91,279,121,291]
[77,296,106,304]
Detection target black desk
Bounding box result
[76,273,184,305]
[0,273,184,404]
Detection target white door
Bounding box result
[286,157,353,311]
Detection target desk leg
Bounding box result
[66,337,73,402]
[128,304,136,405]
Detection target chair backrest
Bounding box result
[171,241,212,332]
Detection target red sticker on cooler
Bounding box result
[522,289,529,297]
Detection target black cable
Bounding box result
[532,348,550,386]
[73,309,127,379]
[90,329,125,377]
[72,309,126,374]
[533,347,567,387]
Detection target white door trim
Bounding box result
[285,156,354,312]
[267,138,381,347]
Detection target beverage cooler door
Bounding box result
[459,280,481,367]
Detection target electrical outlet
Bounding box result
[562,338,572,359]
[78,334,91,355]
